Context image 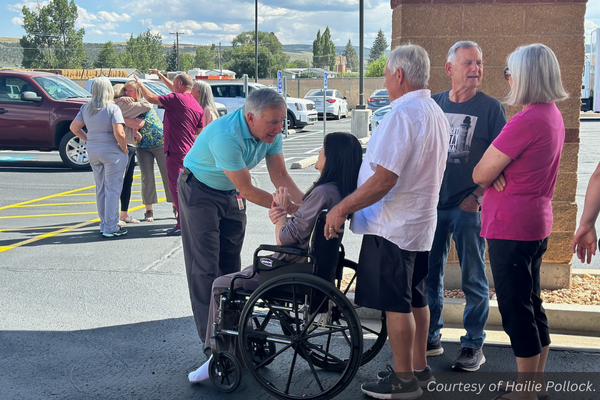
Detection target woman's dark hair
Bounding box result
[305,132,363,199]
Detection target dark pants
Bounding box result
[355,235,429,313]
[166,151,186,229]
[178,168,247,340]
[488,238,551,358]
[120,146,136,212]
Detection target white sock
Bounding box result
[188,356,212,383]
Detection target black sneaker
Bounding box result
[453,347,485,372]
[166,227,181,236]
[362,365,423,399]
[376,365,435,388]
[426,338,444,356]
[101,227,128,238]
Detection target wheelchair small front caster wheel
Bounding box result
[208,351,242,393]
[249,339,277,367]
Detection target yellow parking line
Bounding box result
[0,185,95,211]
[0,212,99,219]
[57,193,96,197]
[0,225,71,232]
[0,218,100,253]
[17,202,98,207]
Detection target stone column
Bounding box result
[390,0,587,289]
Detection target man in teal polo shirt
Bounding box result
[179,88,303,346]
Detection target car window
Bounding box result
[0,77,38,103]
[375,89,388,97]
[145,81,171,96]
[33,75,90,100]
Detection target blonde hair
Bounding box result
[122,80,143,100]
[87,77,114,117]
[193,80,219,122]
[505,43,568,106]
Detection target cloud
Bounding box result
[97,11,131,23]
[7,1,50,13]
[11,16,22,26]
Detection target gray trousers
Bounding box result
[88,143,128,234]
[137,145,172,205]
[178,169,246,340]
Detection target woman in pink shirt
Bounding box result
[473,43,568,400]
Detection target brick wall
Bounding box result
[390,0,586,267]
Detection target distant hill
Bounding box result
[0,37,369,68]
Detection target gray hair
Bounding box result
[174,73,193,89]
[193,80,219,122]
[447,41,483,64]
[505,43,569,106]
[243,88,286,118]
[386,44,430,88]
[86,77,114,117]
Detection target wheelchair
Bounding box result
[207,210,388,400]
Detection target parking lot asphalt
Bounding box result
[1,118,600,400]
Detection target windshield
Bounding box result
[373,90,388,97]
[145,81,171,96]
[33,75,91,100]
[306,90,333,97]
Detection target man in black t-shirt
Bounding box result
[427,41,507,372]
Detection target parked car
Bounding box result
[369,105,391,131]
[0,70,92,169]
[85,77,228,121]
[303,89,349,120]
[367,89,390,111]
[209,82,318,129]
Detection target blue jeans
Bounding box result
[426,206,489,349]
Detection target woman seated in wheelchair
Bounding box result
[188,131,363,383]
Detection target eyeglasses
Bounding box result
[503,67,511,80]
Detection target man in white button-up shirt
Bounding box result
[325,44,450,400]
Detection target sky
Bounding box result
[3,0,600,48]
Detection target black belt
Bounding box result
[183,168,237,195]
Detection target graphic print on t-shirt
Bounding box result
[445,113,478,164]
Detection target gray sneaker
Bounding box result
[376,365,435,388]
[453,347,486,372]
[362,366,423,399]
[426,338,444,356]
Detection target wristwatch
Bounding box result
[469,192,482,205]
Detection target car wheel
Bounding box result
[59,131,90,170]
[286,111,296,130]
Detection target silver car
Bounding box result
[369,105,391,131]
[304,89,348,120]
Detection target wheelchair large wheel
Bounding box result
[337,258,387,367]
[238,273,362,400]
[208,351,242,393]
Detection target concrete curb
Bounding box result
[349,293,600,335]
[291,155,318,169]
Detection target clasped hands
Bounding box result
[269,187,292,224]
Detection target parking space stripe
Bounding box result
[17,202,98,207]
[0,185,95,210]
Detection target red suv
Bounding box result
[0,70,92,169]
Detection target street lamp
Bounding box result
[255,0,258,82]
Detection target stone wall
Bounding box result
[390,0,587,287]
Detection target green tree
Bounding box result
[20,0,85,68]
[166,41,178,71]
[124,30,166,71]
[226,45,273,79]
[342,39,359,72]
[365,54,387,77]
[179,53,195,72]
[230,31,288,78]
[312,27,336,69]
[94,41,118,68]
[195,45,217,69]
[287,59,309,68]
[369,29,388,63]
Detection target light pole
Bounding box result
[255,0,258,82]
[170,31,185,71]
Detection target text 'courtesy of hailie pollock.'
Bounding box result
[424,375,599,400]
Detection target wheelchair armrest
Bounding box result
[254,244,309,258]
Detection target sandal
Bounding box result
[144,210,154,222]
[120,215,140,224]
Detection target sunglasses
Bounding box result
[503,67,511,80]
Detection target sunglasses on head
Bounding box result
[503,67,511,80]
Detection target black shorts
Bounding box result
[355,235,429,313]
